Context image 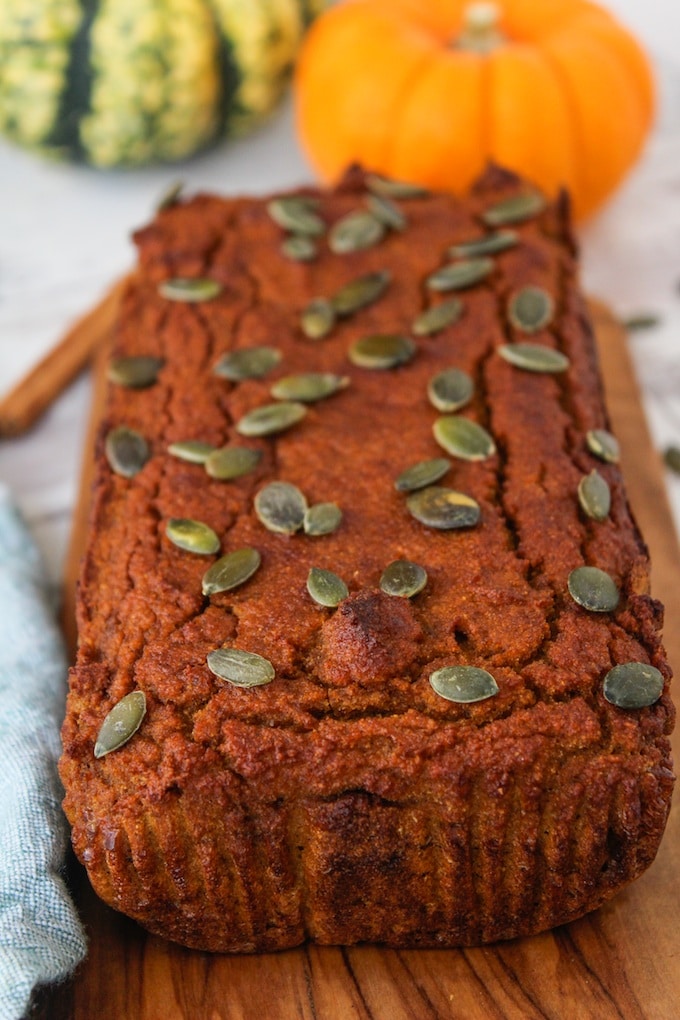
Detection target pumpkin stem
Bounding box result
[457,2,505,54]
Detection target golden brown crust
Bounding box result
[60,167,675,951]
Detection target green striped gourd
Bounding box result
[0,0,324,166]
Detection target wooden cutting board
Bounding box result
[44,300,680,1020]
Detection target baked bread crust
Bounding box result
[60,167,675,951]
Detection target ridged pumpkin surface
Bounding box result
[0,0,323,166]
[294,0,654,219]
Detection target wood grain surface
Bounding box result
[43,301,679,1020]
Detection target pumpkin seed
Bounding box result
[212,346,282,381]
[271,372,349,403]
[94,690,146,759]
[433,416,496,461]
[166,518,220,555]
[602,662,664,709]
[406,486,481,530]
[254,481,308,534]
[567,566,620,613]
[380,559,428,598]
[301,297,336,340]
[428,368,474,412]
[205,445,262,480]
[349,333,416,370]
[365,174,429,199]
[168,439,216,464]
[412,298,464,336]
[663,445,680,474]
[586,428,620,464]
[622,313,660,332]
[105,426,150,478]
[281,234,318,262]
[578,470,611,521]
[202,547,261,596]
[498,343,569,374]
[395,457,451,493]
[158,277,223,302]
[448,230,518,258]
[155,180,183,212]
[207,647,275,687]
[307,566,349,607]
[429,666,499,704]
[365,193,407,231]
[481,192,547,227]
[329,209,386,253]
[236,401,307,437]
[331,270,391,317]
[303,502,343,536]
[107,355,164,389]
[267,196,325,236]
[426,257,494,292]
[508,286,554,333]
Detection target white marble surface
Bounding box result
[1,1,679,592]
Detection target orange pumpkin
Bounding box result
[294,0,654,219]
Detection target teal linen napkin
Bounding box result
[0,485,86,1020]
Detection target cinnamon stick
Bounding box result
[0,275,128,438]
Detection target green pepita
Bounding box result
[94,690,146,758]
[155,180,184,212]
[307,566,349,607]
[281,234,318,262]
[301,297,336,340]
[212,346,282,381]
[429,666,499,703]
[329,209,385,254]
[448,230,518,258]
[349,333,416,370]
[602,662,664,709]
[271,372,349,403]
[207,647,275,687]
[105,426,150,478]
[586,428,620,464]
[508,286,554,333]
[303,502,343,536]
[395,457,451,493]
[168,440,216,464]
[267,196,325,236]
[158,278,222,302]
[428,368,474,412]
[380,560,428,598]
[498,343,569,374]
[365,174,429,199]
[406,486,481,530]
[481,192,546,227]
[331,270,391,317]
[254,481,308,534]
[433,416,496,461]
[578,470,611,521]
[365,193,407,231]
[205,445,262,481]
[107,355,164,389]
[663,445,680,474]
[412,298,464,337]
[567,565,620,613]
[426,257,494,292]
[202,547,261,596]
[236,402,307,438]
[166,518,220,555]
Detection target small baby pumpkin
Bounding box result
[0,0,324,167]
[294,0,654,219]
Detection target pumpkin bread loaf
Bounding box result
[59,166,675,952]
